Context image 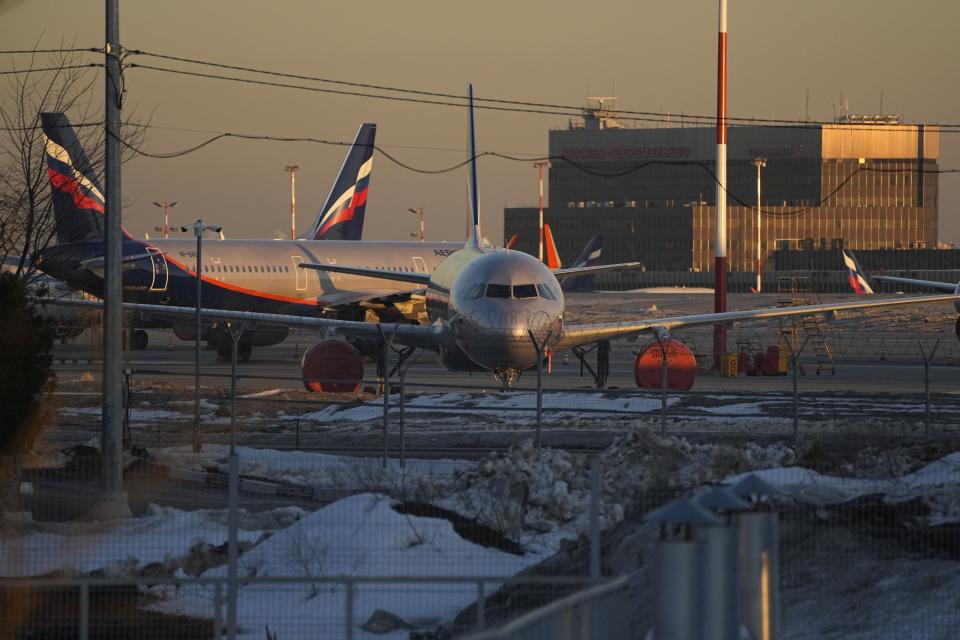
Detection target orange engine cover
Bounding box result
[301,340,364,393]
[634,339,697,391]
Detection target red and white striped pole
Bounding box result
[713,0,729,369]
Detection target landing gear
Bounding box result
[130,329,148,351]
[493,367,522,389]
[571,340,610,388]
[216,336,252,362]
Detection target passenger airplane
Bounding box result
[37,113,464,358]
[542,223,604,292]
[843,249,960,337]
[45,88,959,385]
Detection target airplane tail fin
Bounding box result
[466,84,482,248]
[543,223,562,269]
[41,112,107,245]
[311,123,376,241]
[505,233,518,250]
[842,249,874,295]
[563,234,604,292]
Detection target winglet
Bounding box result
[842,250,874,295]
[467,84,481,248]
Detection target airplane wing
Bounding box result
[553,262,644,279]
[40,298,442,350]
[299,262,431,285]
[555,293,960,349]
[872,276,958,292]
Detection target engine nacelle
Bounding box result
[301,339,364,393]
[634,339,697,391]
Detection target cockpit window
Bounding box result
[513,284,537,299]
[537,283,558,300]
[485,284,511,299]
[467,283,485,299]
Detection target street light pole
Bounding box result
[533,161,550,262]
[754,158,766,292]
[285,165,299,240]
[407,208,424,241]
[152,200,178,239]
[182,219,221,453]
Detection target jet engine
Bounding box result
[634,339,697,391]
[301,339,364,393]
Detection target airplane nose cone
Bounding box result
[453,307,562,371]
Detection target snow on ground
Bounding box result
[292,391,678,424]
[154,445,469,493]
[153,493,563,639]
[0,505,304,577]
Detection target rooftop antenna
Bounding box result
[880,89,884,115]
[804,89,809,122]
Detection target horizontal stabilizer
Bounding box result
[554,262,643,279]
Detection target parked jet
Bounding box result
[46,86,960,386]
[843,249,960,339]
[542,223,604,292]
[36,113,464,358]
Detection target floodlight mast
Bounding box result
[181,220,222,453]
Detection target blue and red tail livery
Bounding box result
[842,250,874,295]
[41,112,107,244]
[563,234,604,292]
[310,123,376,241]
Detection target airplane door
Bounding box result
[148,248,169,291]
[412,256,428,274]
[291,255,307,291]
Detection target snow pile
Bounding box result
[0,505,303,577]
[728,452,960,524]
[601,429,795,498]
[155,493,554,639]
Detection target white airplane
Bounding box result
[46,87,960,386]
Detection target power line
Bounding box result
[126,49,960,133]
[0,47,100,55]
[0,64,101,76]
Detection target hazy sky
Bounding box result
[2,0,958,245]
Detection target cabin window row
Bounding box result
[200,264,291,273]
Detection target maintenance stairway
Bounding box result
[777,276,836,375]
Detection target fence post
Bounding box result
[78,582,89,640]
[528,329,551,450]
[345,578,355,640]
[476,580,486,630]
[658,335,669,436]
[590,457,601,580]
[918,339,940,438]
[213,582,223,639]
[399,366,406,469]
[226,452,240,640]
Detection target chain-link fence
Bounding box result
[2,325,958,638]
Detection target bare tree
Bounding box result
[0,44,145,281]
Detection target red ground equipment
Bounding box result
[301,339,364,393]
[634,339,697,391]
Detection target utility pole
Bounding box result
[152,200,178,239]
[93,0,130,519]
[713,0,729,369]
[534,161,550,262]
[408,208,424,241]
[182,220,222,453]
[754,158,766,292]
[285,165,299,240]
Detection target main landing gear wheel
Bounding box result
[130,329,148,351]
[216,337,253,362]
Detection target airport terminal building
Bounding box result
[504,108,940,289]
